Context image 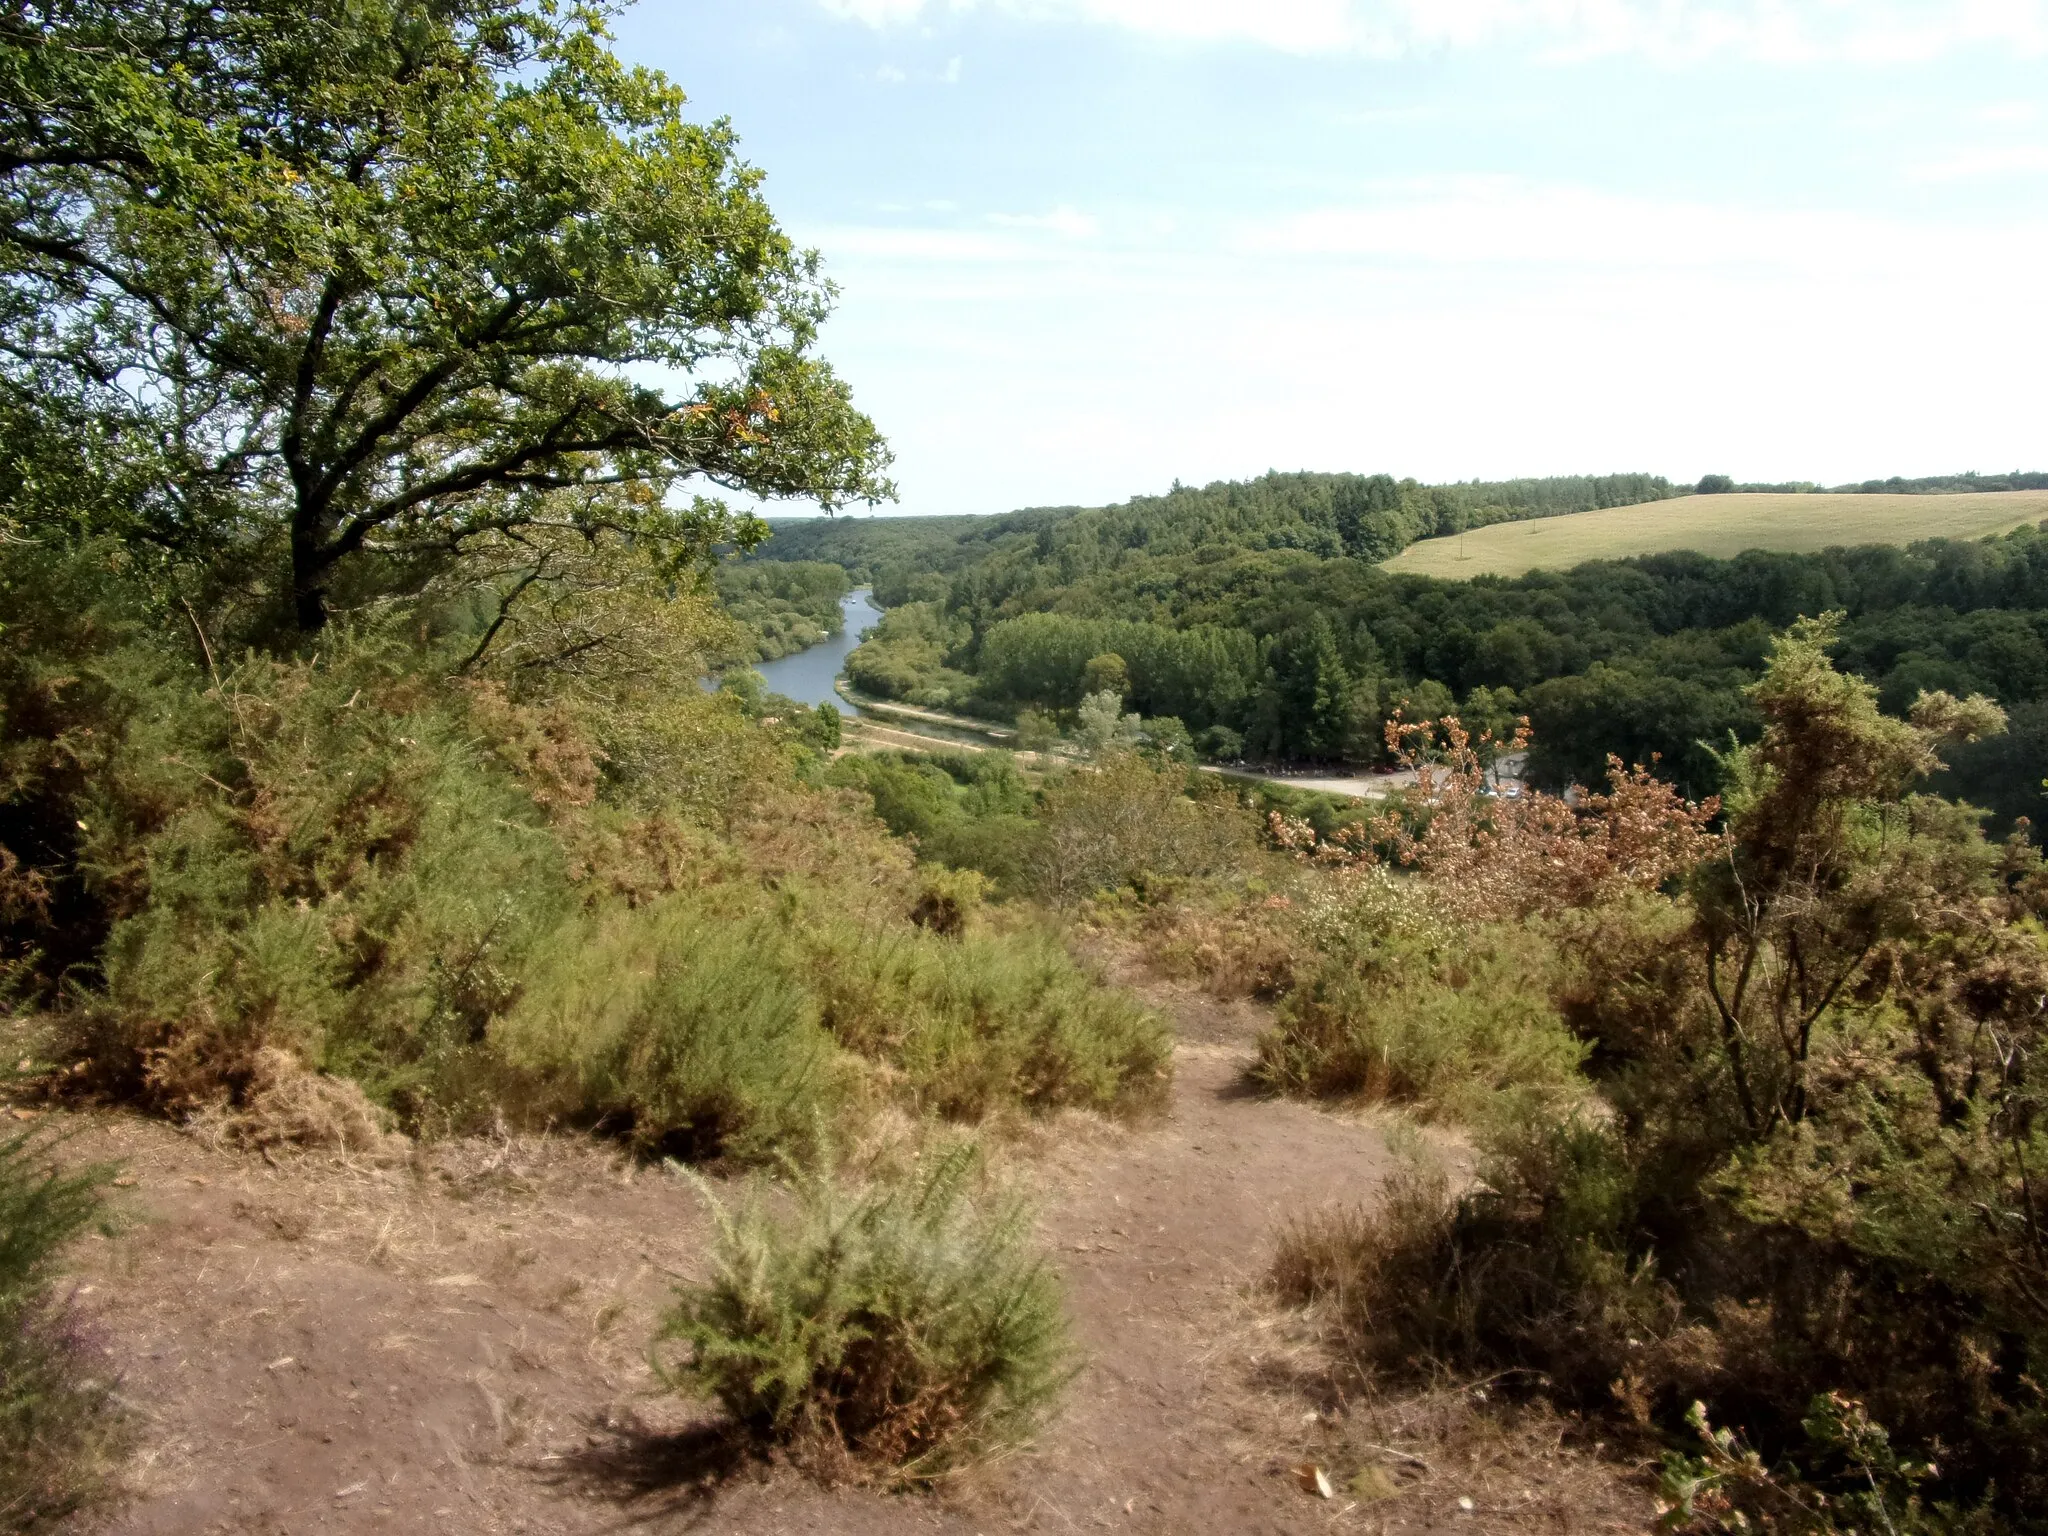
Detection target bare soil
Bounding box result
[32,968,1655,1535]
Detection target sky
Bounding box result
[613,1,2048,518]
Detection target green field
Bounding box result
[1383,491,2048,579]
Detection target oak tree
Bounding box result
[1,0,890,632]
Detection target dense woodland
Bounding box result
[755,469,1679,592]
[793,475,2048,830]
[712,558,849,660]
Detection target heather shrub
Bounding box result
[656,1146,1072,1478]
[1255,930,1588,1124]
[0,1131,124,1531]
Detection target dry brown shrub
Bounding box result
[1271,1173,1464,1368]
[462,681,601,816]
[1269,714,1722,923]
[1138,897,1300,999]
[0,840,50,927]
[183,1046,395,1154]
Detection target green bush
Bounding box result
[1253,871,1587,1125]
[802,914,1171,1122]
[1027,751,1253,903]
[494,897,844,1164]
[1,1132,124,1531]
[656,1146,1073,1478]
[494,885,1169,1163]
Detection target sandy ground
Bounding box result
[34,966,1654,1535]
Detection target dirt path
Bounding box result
[44,972,1652,1535]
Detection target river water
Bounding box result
[749,587,881,714]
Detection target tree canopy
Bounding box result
[1,0,890,632]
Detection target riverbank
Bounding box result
[746,588,882,712]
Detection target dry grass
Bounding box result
[1240,1270,1653,1533]
[1383,491,2048,578]
[183,1048,398,1156]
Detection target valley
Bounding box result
[6,5,2048,1534]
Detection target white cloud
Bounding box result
[800,181,2048,513]
[874,61,908,81]
[987,204,1100,237]
[941,54,963,80]
[819,0,934,23]
[818,0,2048,62]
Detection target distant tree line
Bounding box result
[748,470,1679,584]
[1832,470,2048,493]
[840,507,2048,830]
[1696,470,2048,495]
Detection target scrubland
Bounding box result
[6,1,2047,1529]
[12,555,2047,1535]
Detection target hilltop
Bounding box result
[1385,489,2048,578]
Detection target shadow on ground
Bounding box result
[528,1415,762,1529]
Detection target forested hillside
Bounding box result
[845,513,2048,828]
[749,507,1067,587]
[713,559,849,660]
[750,469,1677,586]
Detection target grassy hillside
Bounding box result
[1384,490,2048,578]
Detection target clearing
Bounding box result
[1383,490,2048,579]
[31,963,1652,1535]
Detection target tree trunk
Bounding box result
[291,509,329,633]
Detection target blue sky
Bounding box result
[616,1,2048,517]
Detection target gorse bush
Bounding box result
[0,1131,123,1531]
[0,539,1171,1159]
[79,639,580,1126]
[496,898,843,1165]
[656,1146,1073,1478]
[1266,620,2048,1526]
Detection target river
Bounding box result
[748,587,881,714]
